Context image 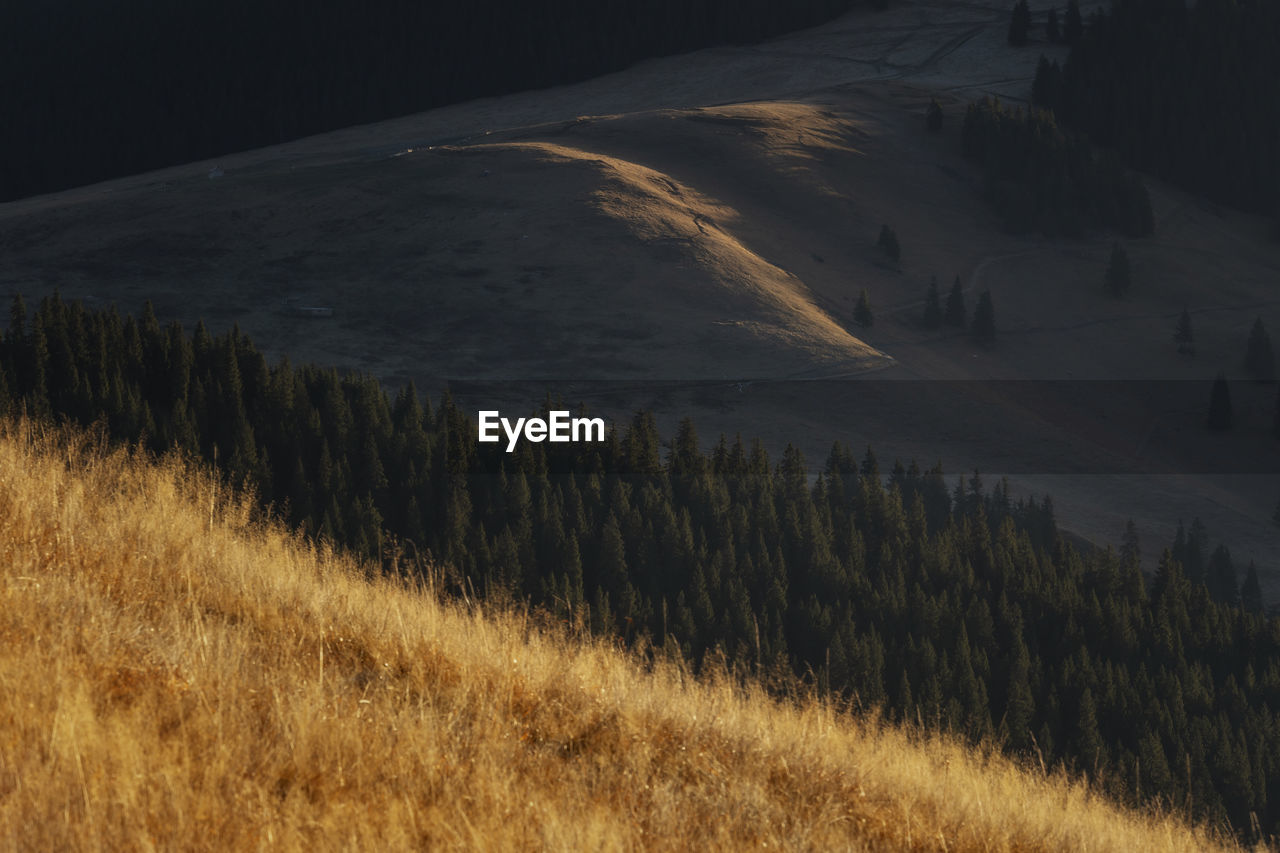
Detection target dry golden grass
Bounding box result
[0,420,1238,851]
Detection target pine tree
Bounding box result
[1046,8,1061,43]
[926,98,943,133]
[1175,309,1195,355]
[854,290,874,328]
[972,290,996,344]
[1032,55,1060,108]
[1207,544,1239,606]
[1105,242,1130,297]
[877,224,900,261]
[922,276,943,328]
[8,294,26,343]
[1244,317,1275,382]
[1008,0,1032,46]
[1241,562,1264,615]
[1120,519,1140,569]
[1073,687,1105,774]
[945,275,967,327]
[1207,373,1233,430]
[1064,0,1083,43]
[1005,639,1036,750]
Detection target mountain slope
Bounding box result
[0,420,1229,850]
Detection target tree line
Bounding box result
[0,0,857,202]
[1032,0,1280,216]
[4,293,1280,840]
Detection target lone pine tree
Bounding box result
[1046,7,1061,42]
[1245,317,1275,382]
[854,289,874,328]
[1105,242,1130,297]
[972,290,996,343]
[1008,0,1032,45]
[1064,0,1083,43]
[1207,373,1233,430]
[926,97,944,133]
[945,275,967,327]
[1175,308,1195,354]
[877,225,900,261]
[922,276,943,328]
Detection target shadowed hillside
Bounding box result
[0,420,1234,850]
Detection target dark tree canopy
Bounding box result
[972,290,997,343]
[1245,317,1276,382]
[1008,0,1032,46]
[1054,0,1280,215]
[1242,562,1264,615]
[854,289,875,328]
[961,97,1153,237]
[1207,373,1233,431]
[926,98,944,133]
[1064,0,1083,44]
[1046,8,1062,43]
[877,225,901,261]
[945,276,967,327]
[1032,55,1063,109]
[1175,309,1195,355]
[1105,242,1130,297]
[922,276,943,328]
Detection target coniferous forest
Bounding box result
[6,293,1280,839]
[0,0,854,202]
[961,97,1153,237]
[1037,0,1280,215]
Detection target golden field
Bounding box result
[0,421,1238,851]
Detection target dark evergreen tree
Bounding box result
[1120,518,1140,568]
[877,225,901,262]
[1064,0,1083,44]
[1032,55,1061,108]
[922,276,943,328]
[1275,385,1280,437]
[1241,562,1264,615]
[926,98,944,133]
[1207,544,1239,607]
[854,290,874,328]
[945,276,967,327]
[1207,373,1233,430]
[1008,0,1032,46]
[1244,317,1275,382]
[972,290,996,344]
[1105,242,1130,297]
[1175,309,1195,355]
[1046,8,1061,43]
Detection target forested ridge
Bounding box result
[0,0,853,202]
[4,293,1280,839]
[1034,0,1280,216]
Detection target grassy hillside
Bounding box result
[0,420,1233,850]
